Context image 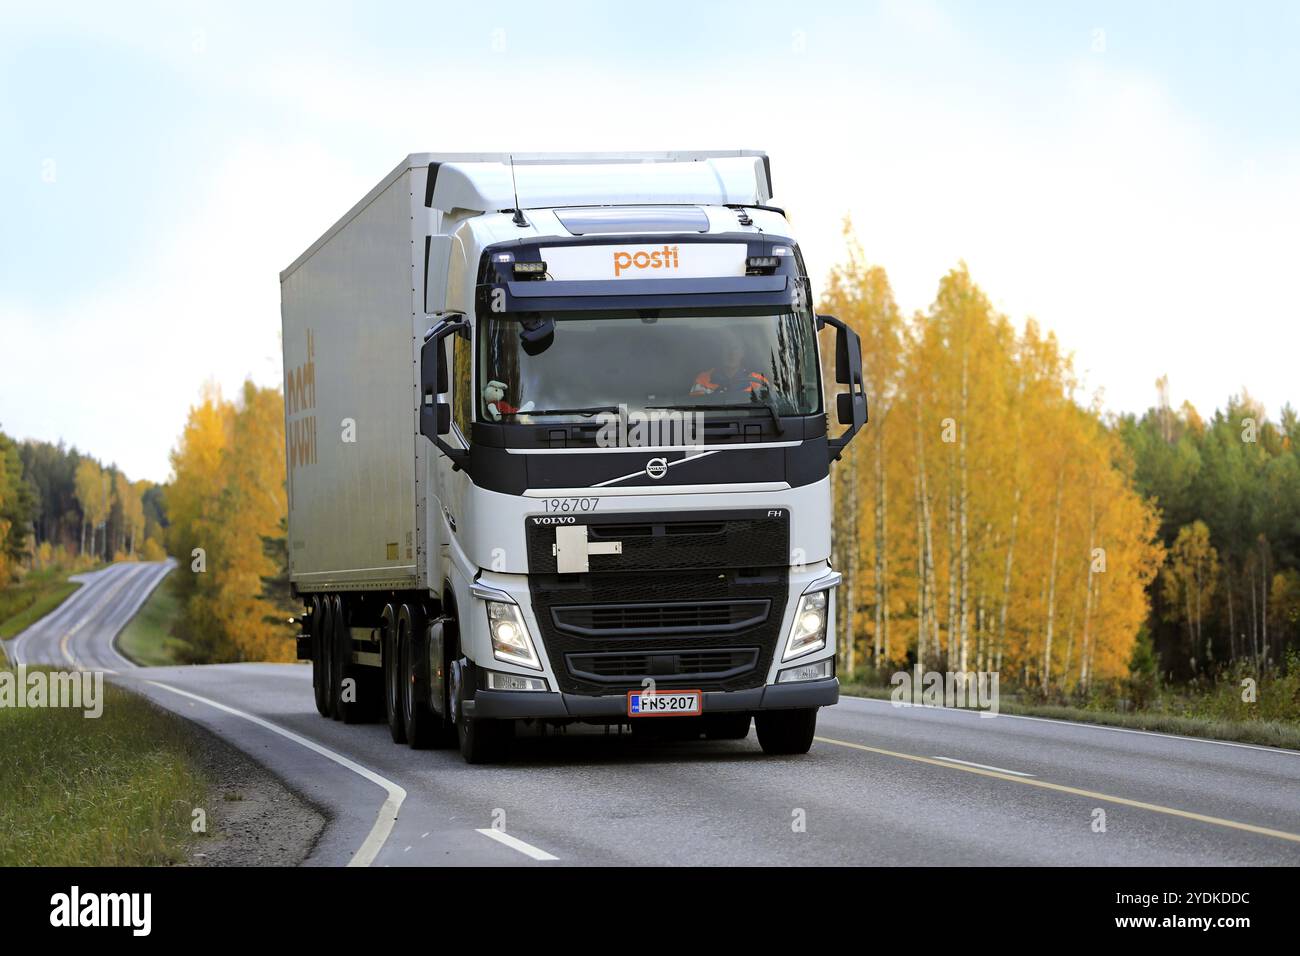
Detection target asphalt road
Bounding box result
[6,560,1300,867]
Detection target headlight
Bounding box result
[486,600,541,670]
[782,589,828,661]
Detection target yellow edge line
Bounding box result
[815,735,1300,845]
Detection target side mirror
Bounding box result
[419,315,470,470]
[817,314,868,462]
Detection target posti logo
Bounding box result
[613,244,680,277]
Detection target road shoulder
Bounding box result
[184,715,328,866]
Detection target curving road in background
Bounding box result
[6,559,1300,867]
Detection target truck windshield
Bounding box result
[477,308,821,423]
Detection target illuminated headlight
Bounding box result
[485,670,549,692]
[782,589,828,661]
[777,658,834,683]
[486,601,541,670]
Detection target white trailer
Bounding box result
[280,152,866,762]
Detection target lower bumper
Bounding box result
[465,676,839,720]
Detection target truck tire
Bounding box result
[400,603,437,749]
[457,712,513,764]
[310,596,331,718]
[381,603,406,743]
[452,659,513,764]
[428,608,458,749]
[755,708,818,755]
[704,713,751,740]
[319,598,337,720]
[332,595,366,724]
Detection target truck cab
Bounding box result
[419,154,866,760]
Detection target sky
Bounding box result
[2,0,1298,482]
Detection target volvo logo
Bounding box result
[532,516,577,525]
[645,457,668,480]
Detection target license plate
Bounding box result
[627,689,703,717]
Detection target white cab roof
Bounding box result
[420,151,772,212]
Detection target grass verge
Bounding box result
[116,569,183,667]
[0,567,85,639]
[0,664,206,865]
[839,682,1300,751]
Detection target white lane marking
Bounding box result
[932,755,1034,777]
[474,828,559,861]
[841,694,1300,758]
[144,680,406,868]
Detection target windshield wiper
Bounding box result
[521,405,620,418]
[647,401,785,436]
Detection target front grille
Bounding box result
[552,599,770,637]
[527,510,790,696]
[566,648,759,684]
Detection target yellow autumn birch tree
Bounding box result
[821,247,1163,693]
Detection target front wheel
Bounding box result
[457,714,514,764]
[755,708,817,755]
[704,713,751,740]
[452,659,513,764]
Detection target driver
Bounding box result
[690,333,770,397]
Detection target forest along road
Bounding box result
[5,559,1300,867]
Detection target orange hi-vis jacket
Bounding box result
[690,368,771,396]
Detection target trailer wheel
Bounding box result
[755,708,818,755]
[399,604,437,749]
[381,603,406,743]
[310,596,331,718]
[332,595,365,724]
[318,598,337,720]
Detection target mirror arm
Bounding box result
[435,435,469,471]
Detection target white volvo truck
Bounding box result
[280,152,866,762]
